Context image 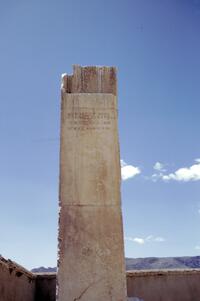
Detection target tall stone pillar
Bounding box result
[57,65,127,301]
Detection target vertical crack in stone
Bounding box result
[73,277,104,301]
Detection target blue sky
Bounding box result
[1,0,200,269]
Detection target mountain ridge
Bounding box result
[31,255,200,273]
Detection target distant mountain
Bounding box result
[31,266,57,273]
[126,256,200,270]
[31,256,200,273]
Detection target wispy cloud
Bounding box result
[162,159,200,182]
[153,162,166,172]
[195,246,200,250]
[153,237,165,242]
[125,235,165,245]
[151,173,163,182]
[150,161,167,182]
[121,159,141,181]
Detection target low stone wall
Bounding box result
[0,257,35,301]
[127,269,200,301]
[34,273,56,301]
[34,269,200,301]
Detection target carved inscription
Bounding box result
[65,107,117,131]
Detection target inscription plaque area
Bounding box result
[65,103,116,131]
[60,94,120,207]
[57,65,127,301]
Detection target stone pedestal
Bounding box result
[57,66,127,301]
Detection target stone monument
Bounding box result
[57,65,127,301]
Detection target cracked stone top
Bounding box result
[61,65,117,95]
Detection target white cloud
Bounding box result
[162,160,200,182]
[134,238,145,244]
[125,237,145,244]
[125,235,165,245]
[195,246,200,250]
[120,159,127,168]
[121,160,141,181]
[153,162,166,172]
[151,162,167,182]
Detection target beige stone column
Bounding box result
[57,65,127,301]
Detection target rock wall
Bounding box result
[127,269,200,301]
[34,273,56,301]
[0,257,35,301]
[0,256,56,301]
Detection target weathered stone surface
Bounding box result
[0,256,35,301]
[127,269,200,301]
[35,273,56,301]
[62,65,117,95]
[59,93,120,207]
[57,66,127,301]
[58,206,126,301]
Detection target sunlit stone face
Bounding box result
[57,66,127,301]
